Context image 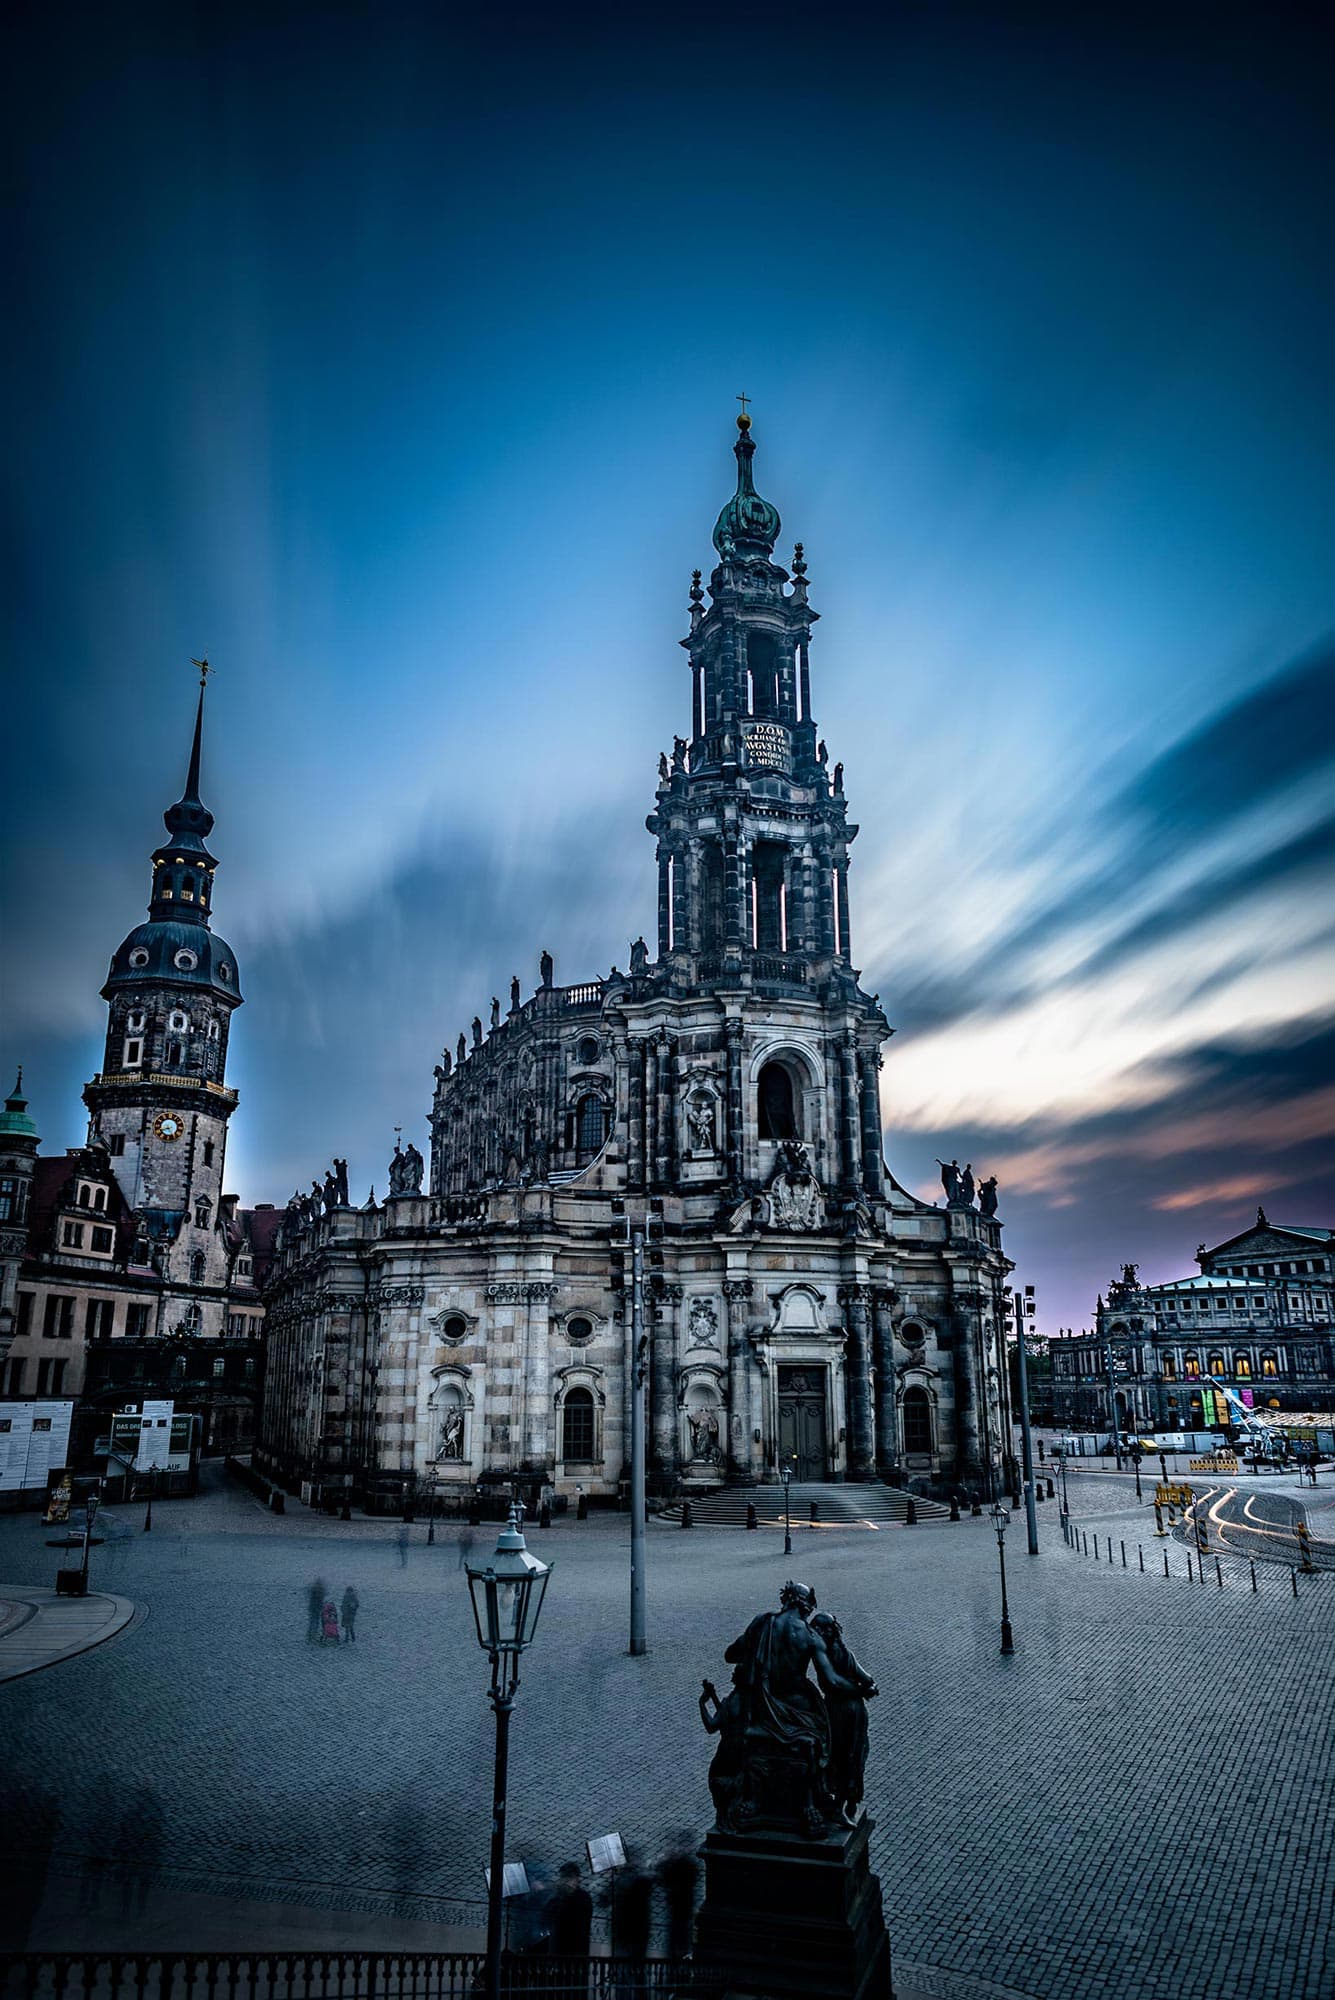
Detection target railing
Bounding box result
[0,1955,720,2000]
[562,983,604,1008]
[90,1072,237,1103]
[693,953,807,985]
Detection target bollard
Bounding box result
[1092,1534,1098,1559]
[1291,1567,1298,1597]
[539,1502,551,1531]
[809,1501,819,1528]
[905,1498,918,1526]
[1108,1538,1114,1564]
[1250,1560,1257,1593]
[1082,1531,1088,1555]
[949,1494,961,1522]
[272,1491,285,1516]
[971,1498,982,1517]
[1046,1478,1055,1501]
[576,1493,588,1522]
[1138,1547,1144,1573]
[1121,1542,1127,1568]
[681,1501,693,1529]
[1215,1558,1223,1588]
[746,1503,758,1532]
[1163,1549,1169,1578]
[468,1500,482,1527]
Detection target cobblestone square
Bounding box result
[2,1466,1332,2000]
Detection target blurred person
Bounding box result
[611,1848,652,1966]
[321,1598,341,1644]
[546,1860,593,1958]
[396,1523,410,1569]
[456,1523,476,1573]
[658,1833,699,1960]
[117,1784,163,1922]
[306,1576,327,1643]
[341,1584,359,1641]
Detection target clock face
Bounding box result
[153,1112,184,1142]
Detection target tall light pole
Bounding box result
[1009,1284,1039,1556]
[622,1212,652,1657]
[781,1463,792,1556]
[426,1467,439,1545]
[1105,1338,1125,1470]
[466,1507,551,2000]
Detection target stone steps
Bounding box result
[658,1481,954,1527]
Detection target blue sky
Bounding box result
[4,4,1333,1333]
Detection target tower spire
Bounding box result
[184,657,211,803]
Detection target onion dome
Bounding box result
[0,1069,38,1140]
[712,412,781,562]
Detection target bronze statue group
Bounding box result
[700,1582,878,1839]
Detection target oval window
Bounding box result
[566,1315,594,1344]
[218,963,232,982]
[577,1036,600,1066]
[129,948,150,969]
[174,949,198,971]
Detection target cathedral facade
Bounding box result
[258,420,1014,1508]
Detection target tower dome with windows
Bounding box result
[84,669,243,1270]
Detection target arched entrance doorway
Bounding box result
[778,1365,827,1479]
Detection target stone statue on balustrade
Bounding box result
[388,1138,425,1197]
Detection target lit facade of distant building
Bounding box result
[1051,1209,1335,1431]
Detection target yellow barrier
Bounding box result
[1189,1455,1238,1473]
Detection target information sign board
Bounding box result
[0,1402,74,1492]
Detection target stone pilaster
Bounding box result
[723,1277,755,1483]
[872,1288,899,1479]
[838,1283,875,1480]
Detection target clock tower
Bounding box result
[83,672,243,1334]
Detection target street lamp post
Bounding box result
[780,1464,792,1556]
[427,1467,439,1545]
[466,1507,552,2000]
[620,1208,656,1658]
[989,1502,1015,1656]
[80,1486,101,1592]
[1057,1446,1070,1533]
[143,1465,157,1532]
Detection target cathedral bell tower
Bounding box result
[83,669,243,1329]
[648,412,856,986]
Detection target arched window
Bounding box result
[1261,1352,1279,1377]
[1235,1354,1252,1378]
[190,1251,206,1284]
[575,1095,606,1159]
[1184,1353,1201,1379]
[194,1197,211,1228]
[757,1061,797,1139]
[182,1302,202,1334]
[562,1387,596,1462]
[169,1010,189,1034]
[1207,1353,1225,1377]
[1161,1355,1178,1381]
[902,1386,933,1454]
[172,1354,187,1380]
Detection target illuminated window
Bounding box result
[1235,1355,1252,1378]
[1261,1353,1279,1378]
[1207,1353,1225,1376]
[1184,1354,1200,1379]
[1161,1355,1177,1381]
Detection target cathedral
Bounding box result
[258,418,1014,1509]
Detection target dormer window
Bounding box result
[218,963,232,983]
[173,951,198,973]
[236,1257,252,1280]
[129,948,150,968]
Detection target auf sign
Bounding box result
[745,723,787,768]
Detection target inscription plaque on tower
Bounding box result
[744,722,789,770]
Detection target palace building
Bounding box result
[258,418,1014,1510]
[0,684,275,1478]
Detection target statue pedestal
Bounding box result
[695,1816,894,2000]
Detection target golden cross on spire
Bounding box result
[191,655,212,690]
[736,391,750,418]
